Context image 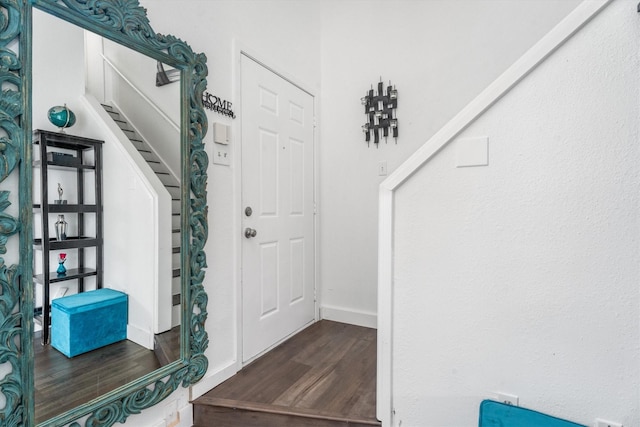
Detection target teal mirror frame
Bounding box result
[0,0,209,426]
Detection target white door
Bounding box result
[241,55,316,362]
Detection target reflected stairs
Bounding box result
[100,103,182,317]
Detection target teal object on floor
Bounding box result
[479,400,586,427]
[51,288,128,358]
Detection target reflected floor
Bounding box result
[34,328,179,424]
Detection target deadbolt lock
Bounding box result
[245,206,253,217]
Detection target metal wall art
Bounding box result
[361,79,398,147]
[202,91,236,118]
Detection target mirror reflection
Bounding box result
[32,8,181,423]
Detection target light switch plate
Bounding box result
[213,144,231,166]
[378,161,388,176]
[213,122,229,145]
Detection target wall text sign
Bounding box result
[203,91,236,118]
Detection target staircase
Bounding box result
[101,103,182,323]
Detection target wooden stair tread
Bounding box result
[192,321,379,427]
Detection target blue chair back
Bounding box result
[479,400,586,427]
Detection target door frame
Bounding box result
[233,44,320,369]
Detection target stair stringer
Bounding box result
[100,101,183,331]
[376,1,611,426]
[80,93,174,341]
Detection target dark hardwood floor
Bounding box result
[154,325,181,366]
[34,334,160,423]
[193,320,380,427]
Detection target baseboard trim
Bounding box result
[190,360,238,400]
[127,324,154,350]
[320,305,377,329]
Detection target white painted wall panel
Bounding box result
[393,1,638,425]
[111,0,583,424]
[259,130,279,216]
[319,0,582,324]
[260,242,279,316]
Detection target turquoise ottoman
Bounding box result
[51,288,128,358]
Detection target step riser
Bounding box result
[148,162,169,174]
[172,275,181,294]
[167,186,181,199]
[140,151,159,163]
[172,231,181,247]
[172,214,180,229]
[156,173,179,187]
[193,406,377,427]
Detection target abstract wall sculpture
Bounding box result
[361,80,398,147]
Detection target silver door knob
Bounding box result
[244,228,257,238]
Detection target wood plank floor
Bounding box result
[193,320,380,427]
[154,325,181,366]
[34,335,160,424]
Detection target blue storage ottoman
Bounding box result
[479,400,585,427]
[51,288,128,358]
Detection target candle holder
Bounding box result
[54,214,67,241]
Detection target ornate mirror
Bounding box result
[0,1,209,426]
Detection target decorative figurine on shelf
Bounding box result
[54,182,67,204]
[47,104,76,133]
[57,253,67,276]
[54,214,67,241]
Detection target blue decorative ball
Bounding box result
[48,105,76,129]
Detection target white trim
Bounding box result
[190,360,239,400]
[382,0,611,193]
[320,305,377,329]
[126,323,154,350]
[177,404,193,427]
[231,37,244,380]
[377,1,611,426]
[377,187,394,424]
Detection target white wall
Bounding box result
[101,38,182,178]
[31,0,600,425]
[130,1,323,424]
[31,2,322,425]
[318,0,582,326]
[33,9,87,135]
[127,0,583,425]
[391,1,638,425]
[32,9,91,309]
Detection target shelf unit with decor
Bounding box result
[33,129,104,345]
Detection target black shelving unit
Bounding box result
[33,129,104,345]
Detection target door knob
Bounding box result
[244,228,257,238]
